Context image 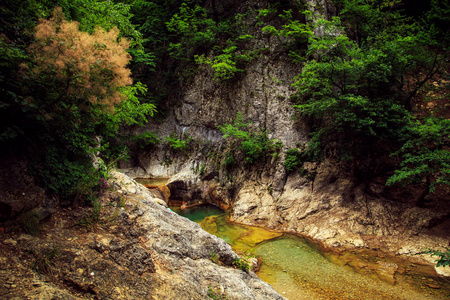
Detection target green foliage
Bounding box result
[165,132,193,151]
[166,3,216,60]
[195,45,245,82]
[207,285,229,300]
[116,82,156,126]
[423,248,450,268]
[387,117,450,193]
[218,114,283,165]
[165,2,260,82]
[76,198,103,230]
[62,0,142,42]
[288,0,449,190]
[0,40,29,143]
[256,5,277,23]
[222,152,236,168]
[336,0,406,43]
[232,257,251,272]
[284,148,304,172]
[279,10,313,45]
[260,9,313,62]
[209,252,219,264]
[425,0,450,47]
[284,147,317,180]
[291,13,442,165]
[194,163,206,176]
[218,113,250,139]
[72,162,111,229]
[239,132,282,164]
[72,162,111,204]
[32,247,59,275]
[162,157,173,166]
[0,3,154,205]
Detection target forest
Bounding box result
[0,0,449,265]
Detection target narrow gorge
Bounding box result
[1,0,449,299]
[121,0,449,277]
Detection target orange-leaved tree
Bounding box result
[28,6,132,112]
[17,7,153,201]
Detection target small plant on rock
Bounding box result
[218,113,283,165]
[232,256,251,272]
[165,132,193,152]
[32,247,59,275]
[207,285,229,300]
[130,132,161,150]
[284,148,304,173]
[423,248,450,268]
[209,252,219,264]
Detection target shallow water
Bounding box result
[172,205,450,300]
[134,177,170,187]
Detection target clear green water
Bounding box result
[172,205,450,300]
[171,205,224,223]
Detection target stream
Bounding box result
[135,178,449,299]
[172,205,450,300]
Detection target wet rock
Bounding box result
[426,283,440,289]
[376,261,398,285]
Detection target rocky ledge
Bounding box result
[0,171,284,300]
[130,160,450,278]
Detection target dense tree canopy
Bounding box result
[0,0,448,206]
[0,0,154,202]
[291,0,449,186]
[30,7,133,109]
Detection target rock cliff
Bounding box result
[120,0,450,273]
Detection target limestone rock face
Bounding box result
[121,0,449,269]
[229,162,450,263]
[166,170,201,203]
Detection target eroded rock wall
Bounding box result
[122,0,450,271]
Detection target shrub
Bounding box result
[218,113,283,165]
[284,148,303,173]
[32,247,59,275]
[222,152,235,168]
[195,45,245,82]
[423,248,450,268]
[165,132,193,151]
[232,257,251,272]
[209,252,219,264]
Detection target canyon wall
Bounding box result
[120,0,450,274]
